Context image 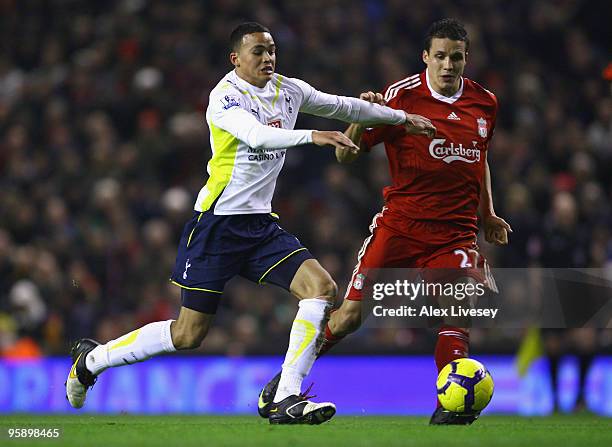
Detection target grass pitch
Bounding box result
[1,415,611,447]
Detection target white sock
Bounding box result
[85,320,176,376]
[274,298,331,402]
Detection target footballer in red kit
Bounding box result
[343,67,499,295]
[325,19,510,425]
[258,18,511,426]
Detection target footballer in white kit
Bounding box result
[199,69,416,215]
[65,22,436,425]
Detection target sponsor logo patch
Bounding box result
[429,138,481,164]
[447,112,461,120]
[221,95,241,110]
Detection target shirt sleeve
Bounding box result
[291,77,407,126]
[484,90,499,146]
[208,87,313,149]
[490,93,499,143]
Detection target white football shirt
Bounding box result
[196,70,406,215]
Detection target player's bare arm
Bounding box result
[313,130,360,154]
[479,158,512,245]
[336,123,366,163]
[404,113,436,138]
[335,91,386,163]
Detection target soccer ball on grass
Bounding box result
[436,358,494,413]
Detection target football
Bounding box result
[436,358,494,413]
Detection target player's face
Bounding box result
[423,38,467,96]
[231,32,276,88]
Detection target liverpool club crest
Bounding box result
[477,117,488,138]
[353,273,366,290]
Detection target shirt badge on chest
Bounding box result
[477,117,488,138]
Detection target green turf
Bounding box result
[1,415,610,447]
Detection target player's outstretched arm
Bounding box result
[210,87,361,153]
[295,80,407,127]
[335,90,436,164]
[480,159,512,245]
[212,100,359,155]
[212,104,315,150]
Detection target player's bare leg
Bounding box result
[317,208,387,357]
[170,307,214,349]
[328,298,363,335]
[261,259,338,424]
[66,305,213,409]
[319,298,363,355]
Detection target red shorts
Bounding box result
[345,208,496,301]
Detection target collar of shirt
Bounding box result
[425,68,464,104]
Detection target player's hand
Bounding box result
[403,113,436,138]
[312,130,360,154]
[483,215,512,245]
[359,91,386,105]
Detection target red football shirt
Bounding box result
[361,70,498,235]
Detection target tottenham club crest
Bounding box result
[477,117,488,138]
[183,258,191,280]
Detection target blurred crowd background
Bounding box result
[1,0,611,358]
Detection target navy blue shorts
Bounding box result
[170,211,313,314]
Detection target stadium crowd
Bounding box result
[1,0,611,357]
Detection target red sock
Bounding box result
[317,323,345,358]
[434,326,469,407]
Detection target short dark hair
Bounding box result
[230,22,271,51]
[424,18,469,52]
